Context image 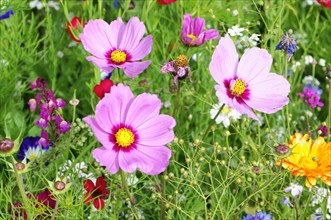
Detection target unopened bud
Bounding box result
[0,138,14,152]
[15,162,25,171]
[276,144,289,155]
[54,181,66,191]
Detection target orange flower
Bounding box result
[276,133,331,187]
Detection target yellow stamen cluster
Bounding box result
[115,128,135,148]
[111,50,127,63]
[174,55,188,70]
[230,79,246,96]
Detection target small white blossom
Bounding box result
[291,61,301,72]
[210,103,241,128]
[57,51,64,58]
[232,9,239,16]
[305,55,314,65]
[319,58,326,67]
[228,25,245,37]
[29,0,43,10]
[302,76,320,86]
[48,1,60,10]
[163,101,171,108]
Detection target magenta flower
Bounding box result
[209,34,290,122]
[299,87,324,108]
[84,84,176,175]
[181,14,219,46]
[80,17,152,78]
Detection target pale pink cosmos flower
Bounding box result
[209,34,290,122]
[181,14,219,46]
[80,17,152,78]
[84,84,175,175]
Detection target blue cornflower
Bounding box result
[17,137,49,162]
[311,213,323,220]
[0,9,14,20]
[275,32,298,61]
[281,197,293,208]
[304,83,323,97]
[242,211,272,220]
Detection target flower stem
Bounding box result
[51,195,59,220]
[172,80,181,117]
[10,156,31,219]
[202,104,224,140]
[160,174,167,220]
[284,55,291,136]
[328,79,331,142]
[293,199,299,220]
[120,170,139,220]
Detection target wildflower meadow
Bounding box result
[1,0,331,219]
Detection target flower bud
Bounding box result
[54,181,66,191]
[276,144,289,155]
[0,138,14,152]
[317,125,329,137]
[15,162,25,171]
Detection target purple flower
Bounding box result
[275,32,298,61]
[0,10,14,20]
[56,98,65,109]
[28,99,37,111]
[161,55,192,85]
[181,14,219,46]
[281,197,293,208]
[17,137,49,162]
[285,183,303,198]
[299,87,324,108]
[242,211,272,220]
[30,78,48,90]
[54,115,71,134]
[80,17,152,78]
[39,130,49,147]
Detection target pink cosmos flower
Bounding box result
[80,17,152,78]
[209,34,290,122]
[84,84,175,175]
[181,14,219,46]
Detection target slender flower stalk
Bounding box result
[10,156,31,219]
[203,104,224,140]
[120,170,139,220]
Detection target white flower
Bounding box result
[126,173,139,188]
[250,33,260,42]
[210,103,241,128]
[228,25,245,37]
[191,52,202,62]
[59,160,91,179]
[163,101,171,108]
[285,183,303,198]
[24,145,47,161]
[305,55,314,65]
[302,76,320,86]
[48,1,60,10]
[69,98,80,106]
[68,41,78,47]
[57,51,64,58]
[232,10,239,16]
[29,0,43,10]
[291,61,301,72]
[319,58,326,67]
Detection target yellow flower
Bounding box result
[277,133,331,187]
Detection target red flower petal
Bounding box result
[93,198,105,210]
[157,0,176,4]
[94,79,114,99]
[83,179,95,192]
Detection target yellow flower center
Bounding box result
[28,154,38,161]
[111,50,127,63]
[300,156,318,170]
[230,79,246,96]
[115,128,135,148]
[187,33,198,43]
[222,106,231,114]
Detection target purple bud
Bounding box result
[317,125,329,137]
[39,130,49,147]
[276,144,289,155]
[16,162,26,171]
[0,138,14,152]
[28,99,37,111]
[59,121,71,133]
[36,118,48,128]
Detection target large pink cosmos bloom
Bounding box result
[84,84,175,175]
[181,14,219,46]
[80,17,152,78]
[209,34,290,122]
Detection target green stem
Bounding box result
[328,79,331,142]
[172,81,181,117]
[120,170,139,220]
[202,104,224,140]
[71,89,77,124]
[293,199,299,220]
[160,173,167,220]
[284,56,291,136]
[10,156,32,219]
[51,194,59,220]
[118,68,122,83]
